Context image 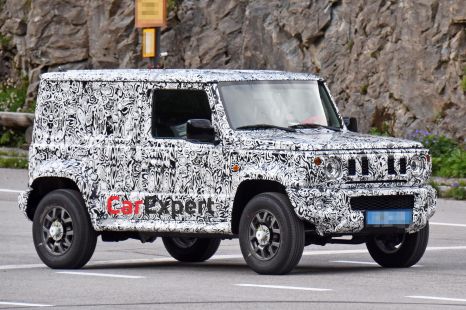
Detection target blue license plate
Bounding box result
[366,209,413,226]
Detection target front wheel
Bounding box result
[162,237,221,262]
[366,222,429,268]
[239,192,304,275]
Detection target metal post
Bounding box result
[154,27,161,68]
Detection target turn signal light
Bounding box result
[314,157,322,166]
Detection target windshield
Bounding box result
[219,80,342,130]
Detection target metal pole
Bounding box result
[154,27,161,68]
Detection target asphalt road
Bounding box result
[1,168,466,309]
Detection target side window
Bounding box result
[152,89,212,138]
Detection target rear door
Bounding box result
[142,84,228,224]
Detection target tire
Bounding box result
[162,237,221,262]
[239,192,304,275]
[32,189,97,269]
[366,222,429,268]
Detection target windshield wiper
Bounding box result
[236,124,296,132]
[289,123,341,131]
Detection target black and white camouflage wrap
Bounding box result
[18,69,436,236]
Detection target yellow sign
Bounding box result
[135,0,167,28]
[142,28,156,58]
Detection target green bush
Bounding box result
[433,148,466,178]
[0,128,27,148]
[444,186,466,200]
[0,77,29,112]
[369,123,392,137]
[413,132,458,158]
[409,130,465,178]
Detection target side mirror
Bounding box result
[343,117,358,132]
[186,119,215,143]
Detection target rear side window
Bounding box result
[152,89,211,138]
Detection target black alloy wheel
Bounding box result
[32,189,97,269]
[239,192,304,275]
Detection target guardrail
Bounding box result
[0,112,34,128]
[0,112,34,144]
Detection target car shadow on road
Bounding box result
[292,265,383,275]
[83,260,388,276]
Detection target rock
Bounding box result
[1,18,26,35]
[26,0,89,66]
[87,0,140,69]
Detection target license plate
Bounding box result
[366,209,413,227]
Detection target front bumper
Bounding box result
[287,185,436,235]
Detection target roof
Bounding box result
[41,69,322,83]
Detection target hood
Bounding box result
[233,128,424,151]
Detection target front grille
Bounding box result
[350,195,414,210]
[387,156,395,175]
[399,158,407,174]
[361,157,369,175]
[348,159,356,175]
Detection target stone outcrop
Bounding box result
[1,0,465,141]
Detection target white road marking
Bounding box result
[425,246,466,251]
[235,284,332,291]
[431,222,466,228]
[2,245,466,271]
[302,249,366,256]
[331,260,423,267]
[0,263,44,270]
[0,301,52,307]
[56,271,145,279]
[406,295,466,303]
[0,188,23,193]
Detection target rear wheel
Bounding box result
[366,223,429,268]
[32,189,97,269]
[239,192,304,275]
[162,237,221,262]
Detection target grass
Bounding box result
[0,157,28,169]
[0,147,28,169]
[360,84,368,95]
[0,33,11,47]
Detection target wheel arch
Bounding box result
[231,179,288,235]
[25,177,81,220]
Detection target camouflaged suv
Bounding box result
[19,69,436,274]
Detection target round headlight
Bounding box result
[410,156,425,175]
[325,158,342,179]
